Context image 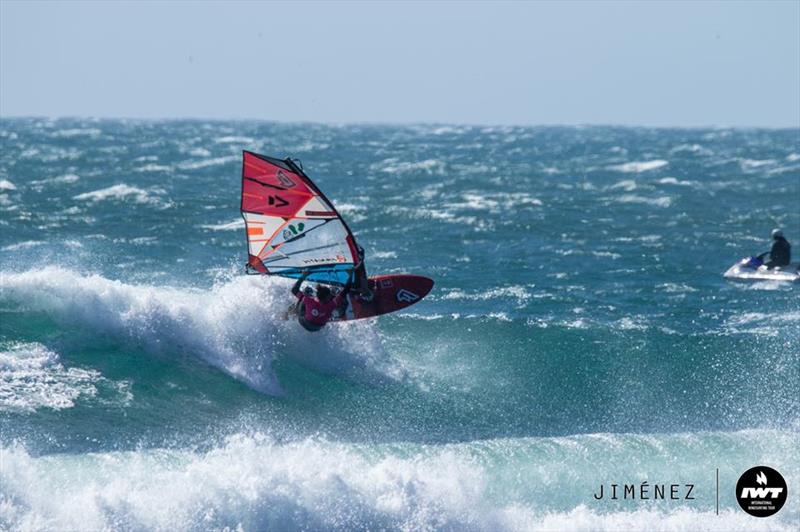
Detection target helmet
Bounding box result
[316,285,332,302]
[772,228,784,239]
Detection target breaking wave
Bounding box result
[0,268,396,395]
[1,430,796,531]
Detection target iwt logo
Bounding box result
[736,466,787,517]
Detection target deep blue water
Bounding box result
[1,118,798,530]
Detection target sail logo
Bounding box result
[302,256,346,264]
[276,170,295,188]
[282,223,305,240]
[396,289,419,303]
[736,466,787,517]
[268,195,289,208]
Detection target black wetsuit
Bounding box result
[766,236,791,268]
[352,245,371,298]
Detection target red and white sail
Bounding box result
[240,151,360,285]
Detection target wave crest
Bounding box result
[0,268,394,394]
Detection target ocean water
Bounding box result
[0,118,798,531]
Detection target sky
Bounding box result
[1,0,799,128]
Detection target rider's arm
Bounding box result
[292,270,310,298]
[334,271,354,305]
[341,276,353,296]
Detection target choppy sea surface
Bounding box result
[1,118,798,531]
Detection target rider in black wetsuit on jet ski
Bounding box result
[758,229,791,268]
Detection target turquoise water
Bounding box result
[1,118,798,530]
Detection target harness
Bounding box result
[297,301,324,331]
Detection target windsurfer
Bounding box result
[291,269,353,331]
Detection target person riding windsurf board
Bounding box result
[239,150,434,330]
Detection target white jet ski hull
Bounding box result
[724,258,800,282]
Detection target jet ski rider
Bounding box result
[758,229,791,269]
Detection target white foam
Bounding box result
[372,251,398,259]
[447,194,499,211]
[0,342,129,413]
[787,153,800,162]
[657,177,697,187]
[742,281,789,291]
[609,179,638,191]
[73,184,160,205]
[0,435,483,531]
[616,194,673,208]
[287,141,330,152]
[562,318,590,329]
[201,219,245,231]
[445,192,542,213]
[766,165,800,176]
[334,202,368,222]
[51,127,102,138]
[30,174,80,186]
[609,160,669,173]
[528,506,792,532]
[721,311,800,336]
[397,312,447,321]
[740,158,776,170]
[614,234,662,243]
[615,316,649,331]
[385,206,486,231]
[485,312,512,322]
[431,125,469,135]
[375,158,445,175]
[669,143,713,155]
[177,155,238,170]
[1,240,45,252]
[130,236,158,245]
[188,147,212,157]
[0,194,15,208]
[37,147,83,162]
[214,136,255,144]
[0,268,396,394]
[4,430,794,531]
[441,285,531,305]
[135,163,172,173]
[0,179,17,191]
[591,251,622,260]
[658,283,698,294]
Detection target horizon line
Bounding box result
[1,113,799,131]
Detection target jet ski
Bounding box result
[723,256,800,282]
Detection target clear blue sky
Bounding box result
[1,0,798,127]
